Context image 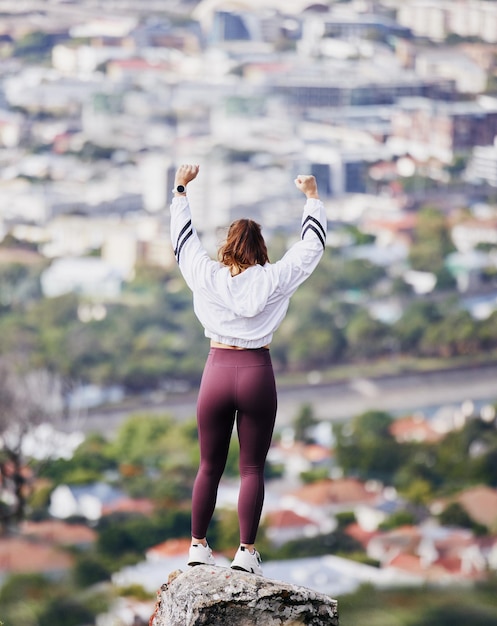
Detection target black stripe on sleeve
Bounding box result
[174,220,193,262]
[302,216,326,249]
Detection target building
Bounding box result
[264,509,324,546]
[466,138,497,187]
[369,522,493,584]
[397,0,497,44]
[271,72,455,110]
[40,257,123,299]
[415,48,487,95]
[389,97,497,163]
[49,483,127,520]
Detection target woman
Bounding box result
[170,163,326,575]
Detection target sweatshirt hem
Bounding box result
[205,332,273,350]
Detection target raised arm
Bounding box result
[170,164,214,290]
[272,174,326,295]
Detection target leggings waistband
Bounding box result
[208,346,272,367]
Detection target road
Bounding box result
[71,363,497,434]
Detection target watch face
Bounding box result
[176,185,185,193]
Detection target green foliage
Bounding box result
[396,477,434,506]
[389,412,497,500]
[95,509,191,563]
[79,141,115,161]
[293,403,318,443]
[420,308,480,357]
[335,511,357,530]
[111,413,174,466]
[108,413,202,503]
[40,433,117,485]
[393,300,442,351]
[116,584,154,600]
[438,501,488,535]
[410,602,497,626]
[0,268,209,391]
[274,528,363,560]
[0,573,107,626]
[334,411,403,482]
[38,597,95,626]
[345,310,389,358]
[0,222,496,382]
[378,509,416,531]
[0,263,43,308]
[14,31,54,58]
[300,467,330,484]
[211,509,241,551]
[72,554,111,588]
[337,582,497,626]
[264,461,284,480]
[409,206,455,274]
[343,224,376,245]
[0,573,52,604]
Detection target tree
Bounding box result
[274,528,363,560]
[334,411,403,482]
[293,403,318,443]
[0,359,60,531]
[419,309,480,357]
[39,433,117,486]
[413,602,497,626]
[14,31,54,58]
[393,300,442,353]
[345,310,389,359]
[438,501,487,535]
[273,289,346,370]
[409,206,455,274]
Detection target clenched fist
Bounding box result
[175,164,200,188]
[294,174,319,199]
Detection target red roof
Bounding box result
[0,537,73,574]
[389,415,443,443]
[291,478,378,507]
[20,520,96,546]
[344,522,379,548]
[265,509,316,529]
[108,58,169,71]
[147,538,191,559]
[102,497,155,516]
[364,214,418,234]
[387,550,485,581]
[456,486,497,528]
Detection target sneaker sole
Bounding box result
[231,565,261,575]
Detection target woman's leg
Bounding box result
[191,352,236,541]
[236,355,277,546]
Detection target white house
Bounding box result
[49,483,126,521]
[40,257,123,299]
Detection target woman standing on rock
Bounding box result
[170,163,326,575]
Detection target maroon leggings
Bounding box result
[191,347,277,545]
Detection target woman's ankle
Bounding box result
[192,537,208,547]
[240,543,255,554]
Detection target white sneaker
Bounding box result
[187,542,216,566]
[231,546,263,576]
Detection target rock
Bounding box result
[150,566,339,626]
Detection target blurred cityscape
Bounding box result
[1,1,497,625]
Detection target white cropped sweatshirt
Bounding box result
[170,195,327,349]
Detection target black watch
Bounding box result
[173,184,186,194]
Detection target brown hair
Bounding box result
[218,219,269,274]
